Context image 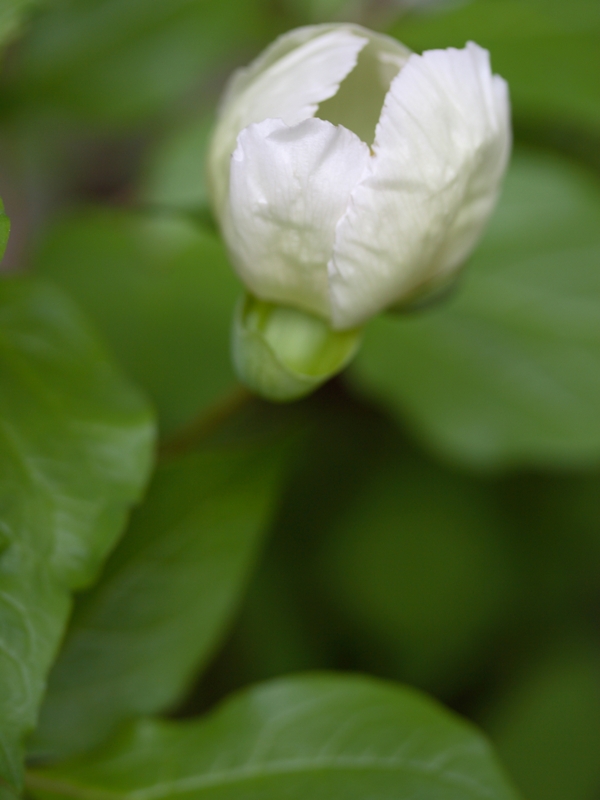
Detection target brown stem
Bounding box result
[158,385,253,460]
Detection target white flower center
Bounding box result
[317,36,408,145]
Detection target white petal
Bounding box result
[226,117,370,319]
[328,42,512,329]
[208,26,368,217]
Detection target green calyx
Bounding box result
[231,294,363,402]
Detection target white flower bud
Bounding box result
[208,24,511,331]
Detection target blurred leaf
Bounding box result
[318,443,518,694]
[9,0,279,124]
[393,0,600,131]
[481,634,600,800]
[498,469,600,614]
[0,786,18,800]
[30,423,290,761]
[352,148,600,467]
[0,0,39,51]
[283,0,440,26]
[140,115,213,214]
[0,198,9,260]
[0,277,155,790]
[32,210,240,435]
[27,674,520,800]
[203,550,333,699]
[197,390,393,697]
[283,0,349,22]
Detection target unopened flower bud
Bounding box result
[209,24,510,400]
[208,24,510,333]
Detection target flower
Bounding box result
[207,24,511,332]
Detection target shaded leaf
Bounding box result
[30,408,293,760]
[481,633,600,800]
[351,149,600,467]
[317,443,518,694]
[139,115,214,214]
[283,0,350,23]
[27,674,520,800]
[0,277,155,790]
[9,0,280,124]
[0,200,9,261]
[32,210,239,434]
[499,468,600,612]
[0,0,39,52]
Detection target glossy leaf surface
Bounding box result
[31,427,289,760]
[0,278,155,789]
[28,674,519,800]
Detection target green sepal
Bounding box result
[232,294,362,402]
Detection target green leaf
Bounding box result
[10,0,280,124]
[30,418,291,761]
[317,443,518,694]
[27,674,520,800]
[351,148,600,467]
[0,0,39,51]
[31,210,240,435]
[282,0,350,23]
[208,548,334,693]
[0,199,9,262]
[481,633,600,800]
[0,785,19,800]
[500,468,600,611]
[0,277,155,791]
[139,115,214,214]
[392,0,600,131]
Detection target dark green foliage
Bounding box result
[0,1,598,798]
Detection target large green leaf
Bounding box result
[0,278,155,791]
[31,210,240,434]
[392,0,600,131]
[351,149,600,467]
[27,674,520,800]
[29,410,292,761]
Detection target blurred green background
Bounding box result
[1,2,600,799]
